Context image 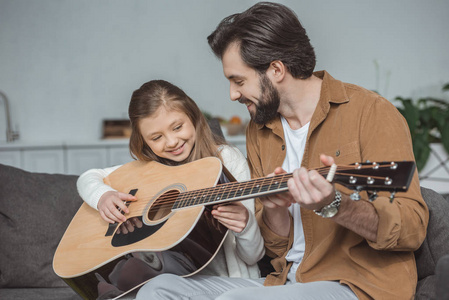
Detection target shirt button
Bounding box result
[282,145,285,150]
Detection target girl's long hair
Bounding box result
[128,80,225,165]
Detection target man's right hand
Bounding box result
[97,191,137,224]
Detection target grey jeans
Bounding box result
[135,273,358,300]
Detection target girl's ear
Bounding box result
[266,60,286,83]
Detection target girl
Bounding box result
[77,80,264,295]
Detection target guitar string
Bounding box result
[149,173,391,209]
[122,164,398,212]
[127,167,397,211]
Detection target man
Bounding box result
[136,2,428,299]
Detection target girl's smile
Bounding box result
[167,142,186,156]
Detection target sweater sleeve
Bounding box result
[220,145,265,264]
[76,165,122,210]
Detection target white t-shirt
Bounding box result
[280,116,310,274]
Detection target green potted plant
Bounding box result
[395,83,449,171]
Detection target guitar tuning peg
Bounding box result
[389,191,396,203]
[365,160,371,163]
[350,190,361,201]
[350,186,363,201]
[369,191,378,202]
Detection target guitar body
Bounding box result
[53,157,228,300]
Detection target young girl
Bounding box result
[77,80,264,295]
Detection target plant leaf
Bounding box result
[413,133,431,171]
[443,83,449,91]
[441,121,449,155]
[396,97,419,132]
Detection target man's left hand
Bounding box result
[287,154,335,211]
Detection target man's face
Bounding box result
[222,43,280,124]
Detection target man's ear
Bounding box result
[266,60,286,83]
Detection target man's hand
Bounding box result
[287,154,335,211]
[259,167,296,209]
[97,191,137,224]
[259,167,294,237]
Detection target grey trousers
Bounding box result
[135,273,358,300]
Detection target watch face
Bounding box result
[323,207,338,218]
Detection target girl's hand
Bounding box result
[116,217,143,234]
[211,202,249,233]
[97,191,137,224]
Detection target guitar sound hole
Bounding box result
[147,189,180,222]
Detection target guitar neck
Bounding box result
[171,160,416,211]
[172,172,293,210]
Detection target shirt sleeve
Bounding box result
[359,97,428,251]
[76,165,122,210]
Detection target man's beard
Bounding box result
[245,74,280,124]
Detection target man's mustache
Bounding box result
[238,96,251,105]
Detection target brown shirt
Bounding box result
[246,71,429,299]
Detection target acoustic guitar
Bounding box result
[53,157,415,299]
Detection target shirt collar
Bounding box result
[315,70,350,105]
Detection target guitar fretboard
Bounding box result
[171,160,415,210]
[172,173,292,210]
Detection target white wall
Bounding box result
[1,0,448,143]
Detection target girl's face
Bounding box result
[139,106,196,162]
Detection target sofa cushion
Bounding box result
[0,164,83,288]
[414,187,449,299]
[0,287,81,300]
[435,254,449,299]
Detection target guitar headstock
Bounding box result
[329,161,416,201]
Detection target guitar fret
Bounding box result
[250,179,262,196]
[266,176,277,193]
[244,181,256,198]
[184,192,192,207]
[234,181,248,199]
[201,186,214,206]
[209,186,222,204]
[259,177,273,194]
[188,189,200,207]
[218,184,232,203]
[172,193,183,210]
[279,175,289,189]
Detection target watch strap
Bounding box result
[314,190,342,218]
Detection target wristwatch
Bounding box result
[314,190,342,218]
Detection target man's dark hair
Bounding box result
[207,2,316,79]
